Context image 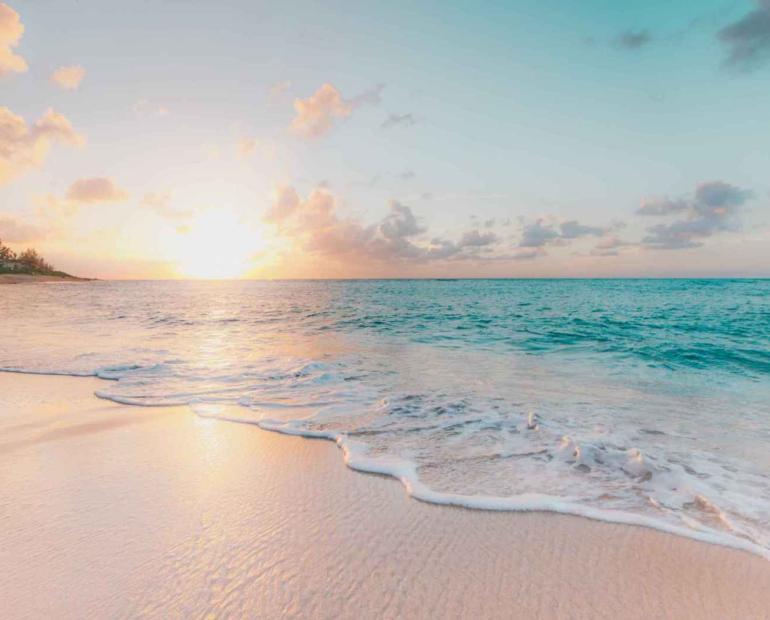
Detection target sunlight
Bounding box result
[175,210,262,279]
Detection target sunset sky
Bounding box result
[1,0,769,278]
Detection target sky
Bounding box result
[1,0,769,279]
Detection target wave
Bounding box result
[20,366,753,562]
[194,405,770,560]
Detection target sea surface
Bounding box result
[1,279,769,557]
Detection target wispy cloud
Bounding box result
[132,99,169,117]
[718,1,770,70]
[51,65,86,90]
[0,107,84,185]
[615,29,653,50]
[236,136,278,161]
[0,214,46,243]
[559,220,605,239]
[140,191,193,221]
[637,197,690,216]
[65,177,129,204]
[238,137,257,159]
[349,83,385,107]
[590,235,634,257]
[268,80,292,102]
[381,113,417,129]
[0,2,27,77]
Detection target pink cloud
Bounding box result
[290,84,353,138]
[265,185,505,265]
[51,65,86,90]
[0,107,84,185]
[0,3,27,77]
[65,177,129,204]
[0,214,45,243]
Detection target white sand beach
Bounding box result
[1,372,769,619]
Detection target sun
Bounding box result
[174,211,262,279]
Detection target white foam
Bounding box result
[0,364,770,559]
[257,417,770,562]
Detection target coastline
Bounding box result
[0,273,91,284]
[1,372,769,618]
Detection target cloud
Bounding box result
[459,229,498,247]
[265,185,504,264]
[381,113,417,129]
[0,214,45,243]
[51,65,86,90]
[65,177,129,204]
[559,220,605,239]
[290,83,384,138]
[268,80,291,101]
[0,107,84,185]
[140,191,192,220]
[641,181,752,249]
[615,29,653,50]
[348,83,385,107]
[380,200,426,239]
[238,137,257,159]
[511,247,545,260]
[519,220,561,247]
[237,136,278,161]
[590,235,633,257]
[515,217,611,258]
[290,84,352,138]
[718,1,770,70]
[637,197,690,216]
[0,2,27,77]
[133,99,169,117]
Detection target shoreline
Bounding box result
[0,273,91,284]
[2,372,769,618]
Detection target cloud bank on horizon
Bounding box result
[0,0,768,278]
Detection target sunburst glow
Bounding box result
[174,211,262,279]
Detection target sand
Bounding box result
[1,373,769,619]
[0,274,87,284]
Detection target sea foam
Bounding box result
[1,279,768,560]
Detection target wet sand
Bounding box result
[1,372,768,619]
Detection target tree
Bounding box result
[17,248,54,273]
[0,239,17,262]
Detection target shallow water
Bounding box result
[1,279,769,556]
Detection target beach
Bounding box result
[0,274,88,284]
[2,372,768,619]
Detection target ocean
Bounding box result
[1,279,768,557]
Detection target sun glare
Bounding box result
[175,211,262,279]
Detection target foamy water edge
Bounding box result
[4,368,765,562]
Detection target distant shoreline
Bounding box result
[0,273,92,284]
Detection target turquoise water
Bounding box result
[1,279,769,555]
